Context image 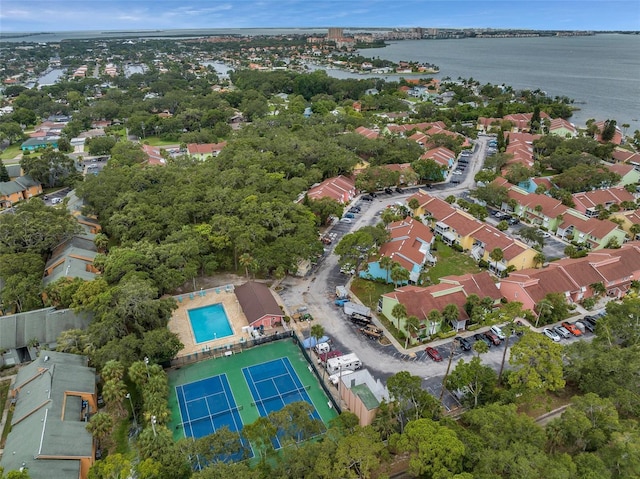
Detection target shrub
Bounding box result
[452,243,464,252]
[478,259,490,269]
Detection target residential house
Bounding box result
[411,190,538,273]
[20,137,59,151]
[142,144,166,166]
[235,281,284,329]
[335,369,389,426]
[555,210,627,249]
[594,120,623,145]
[500,241,640,312]
[604,162,640,187]
[380,271,502,334]
[548,118,578,138]
[419,146,456,173]
[43,235,99,287]
[572,187,636,218]
[5,164,23,180]
[353,126,379,140]
[0,308,91,365]
[0,175,42,206]
[380,163,418,186]
[501,184,568,231]
[187,142,227,160]
[306,175,356,204]
[517,176,555,194]
[66,190,102,235]
[361,217,435,284]
[609,209,640,240]
[611,148,640,166]
[1,352,96,479]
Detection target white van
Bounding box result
[315,342,331,355]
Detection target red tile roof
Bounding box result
[354,126,380,139]
[187,142,227,156]
[307,175,355,203]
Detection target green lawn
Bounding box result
[427,241,482,284]
[143,137,180,147]
[350,277,395,311]
[0,144,22,161]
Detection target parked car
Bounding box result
[455,336,472,351]
[51,198,62,205]
[384,187,394,194]
[339,218,352,223]
[344,213,355,219]
[453,170,463,175]
[425,346,443,362]
[484,331,502,346]
[508,217,520,225]
[561,321,583,336]
[395,187,403,193]
[553,325,571,339]
[514,320,527,336]
[490,325,506,340]
[542,232,551,238]
[451,179,461,184]
[474,333,492,348]
[493,211,504,218]
[543,328,561,342]
[361,195,373,201]
[578,319,595,333]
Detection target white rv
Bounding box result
[325,353,362,375]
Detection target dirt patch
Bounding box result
[171,273,269,295]
[517,382,580,419]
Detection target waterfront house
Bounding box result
[548,118,578,138]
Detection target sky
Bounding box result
[1,0,639,32]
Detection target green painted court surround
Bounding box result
[167,339,338,441]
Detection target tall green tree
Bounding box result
[508,331,565,399]
[392,418,465,479]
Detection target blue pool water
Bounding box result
[188,304,233,343]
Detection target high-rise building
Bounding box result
[328,28,344,40]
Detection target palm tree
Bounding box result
[630,224,640,240]
[404,315,420,349]
[489,247,504,276]
[86,411,114,448]
[239,253,254,279]
[391,303,408,331]
[379,256,393,284]
[390,264,410,288]
[442,304,459,331]
[427,309,442,336]
[310,324,325,345]
[533,252,546,268]
[590,282,606,297]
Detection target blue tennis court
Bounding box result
[176,374,244,439]
[243,357,322,448]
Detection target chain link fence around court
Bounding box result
[167,332,342,414]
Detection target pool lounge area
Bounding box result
[188,303,234,343]
[169,286,251,358]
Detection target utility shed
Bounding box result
[1,351,97,479]
[337,369,389,426]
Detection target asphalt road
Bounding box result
[279,135,597,410]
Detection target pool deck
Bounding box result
[169,286,251,358]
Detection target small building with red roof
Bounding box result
[306,175,356,204]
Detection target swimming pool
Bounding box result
[188,303,233,343]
